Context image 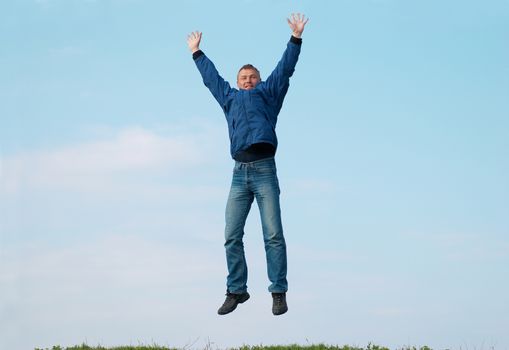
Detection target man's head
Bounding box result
[237,64,261,90]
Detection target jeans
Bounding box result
[224,157,287,294]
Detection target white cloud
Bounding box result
[0,122,227,194]
[0,121,230,245]
[0,234,225,350]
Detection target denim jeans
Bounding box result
[224,157,287,294]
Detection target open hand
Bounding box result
[287,13,309,38]
[187,31,202,53]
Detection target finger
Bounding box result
[287,18,295,30]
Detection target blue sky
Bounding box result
[1,0,508,349]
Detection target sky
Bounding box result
[1,0,508,349]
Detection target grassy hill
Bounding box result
[35,344,434,350]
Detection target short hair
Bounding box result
[237,64,261,79]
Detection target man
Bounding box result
[187,13,308,316]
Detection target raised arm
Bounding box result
[264,14,309,102]
[187,31,233,111]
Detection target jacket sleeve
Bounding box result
[193,51,233,111]
[264,36,302,103]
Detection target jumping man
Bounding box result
[187,13,309,316]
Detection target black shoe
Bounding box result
[217,291,250,315]
[272,292,288,315]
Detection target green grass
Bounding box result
[35,344,435,350]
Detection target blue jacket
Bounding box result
[193,37,302,159]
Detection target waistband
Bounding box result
[234,156,275,167]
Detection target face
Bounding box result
[237,69,260,90]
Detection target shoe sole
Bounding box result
[272,306,288,316]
